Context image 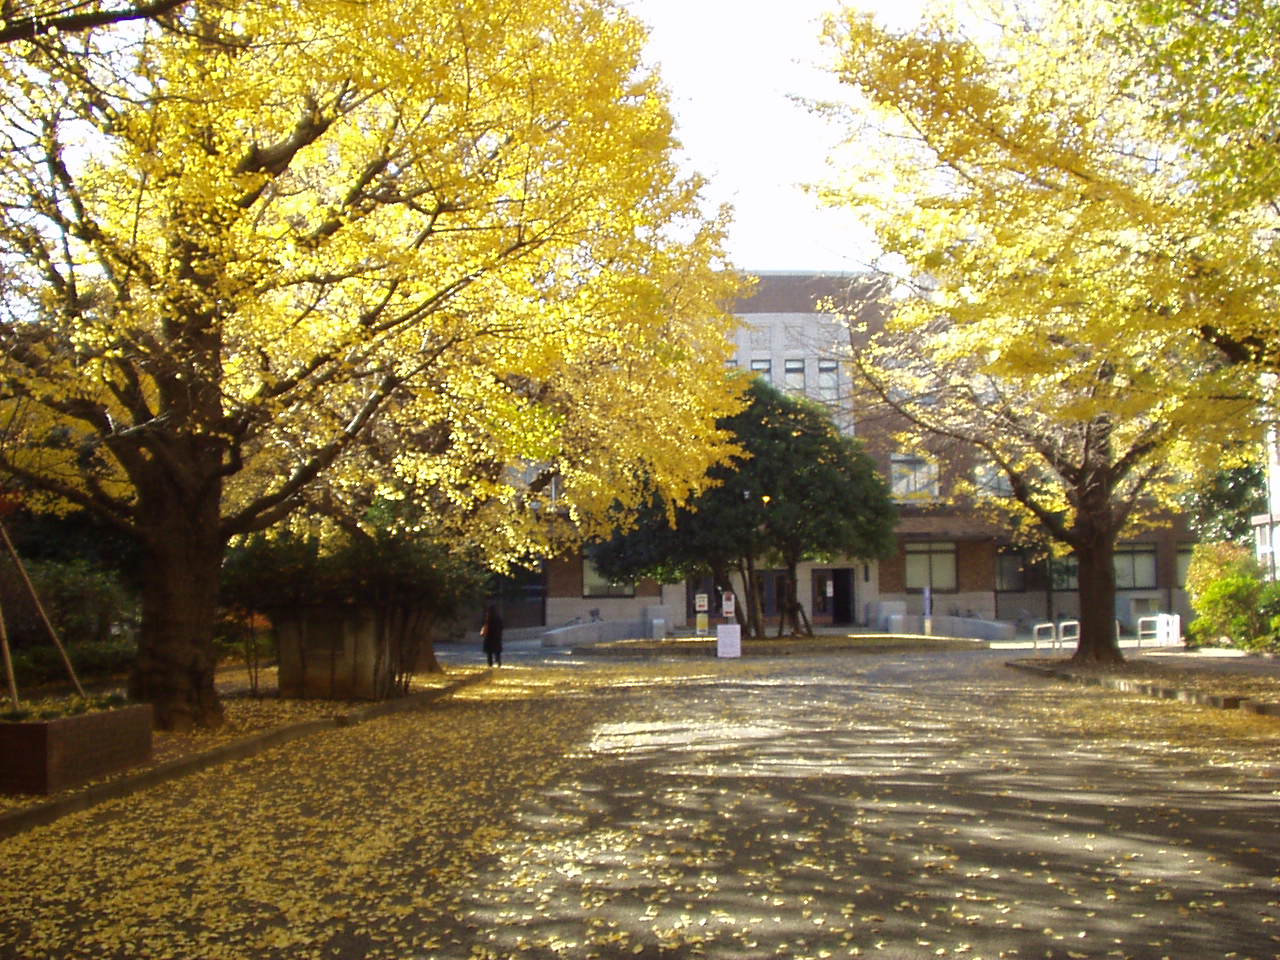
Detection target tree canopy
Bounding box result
[0,0,744,727]
[819,0,1273,439]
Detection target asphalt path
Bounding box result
[2,649,1277,960]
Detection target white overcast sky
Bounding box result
[623,0,927,273]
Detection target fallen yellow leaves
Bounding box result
[1,655,1277,960]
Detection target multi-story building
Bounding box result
[533,270,1194,639]
[1252,421,1280,580]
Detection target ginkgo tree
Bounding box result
[819,0,1274,416]
[819,0,1260,660]
[0,0,744,728]
[842,308,1238,663]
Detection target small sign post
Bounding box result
[716,623,741,658]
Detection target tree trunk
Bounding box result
[740,553,766,639]
[1071,537,1124,665]
[779,558,812,638]
[128,506,226,731]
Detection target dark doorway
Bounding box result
[831,568,855,626]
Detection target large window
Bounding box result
[1114,543,1157,590]
[890,454,939,500]
[750,358,772,382]
[905,541,957,592]
[996,551,1026,592]
[784,358,805,392]
[583,557,635,598]
[1050,556,1079,590]
[817,359,839,403]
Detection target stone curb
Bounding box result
[0,670,491,841]
[573,639,978,659]
[1005,660,1280,716]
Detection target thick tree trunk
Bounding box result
[128,498,226,731]
[1071,538,1124,665]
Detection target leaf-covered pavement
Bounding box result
[1,651,1277,959]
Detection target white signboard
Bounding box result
[716,623,742,658]
[695,592,709,613]
[722,591,736,619]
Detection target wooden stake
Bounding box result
[0,519,85,698]
[0,598,19,710]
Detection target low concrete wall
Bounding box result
[886,613,1015,642]
[542,619,646,647]
[540,605,676,648]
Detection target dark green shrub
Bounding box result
[1,556,136,649]
[9,636,138,687]
[221,519,489,695]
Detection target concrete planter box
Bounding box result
[0,704,153,795]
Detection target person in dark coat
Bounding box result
[480,605,504,667]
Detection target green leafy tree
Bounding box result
[595,380,896,638]
[1181,465,1267,545]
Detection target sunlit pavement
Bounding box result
[2,650,1277,960]
[445,652,1280,960]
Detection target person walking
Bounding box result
[480,605,504,668]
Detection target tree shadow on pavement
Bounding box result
[447,656,1280,960]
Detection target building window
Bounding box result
[973,461,1013,498]
[817,359,838,403]
[1115,543,1157,590]
[1176,543,1194,587]
[724,358,738,368]
[1050,556,1079,590]
[996,551,1025,592]
[583,557,635,598]
[905,541,957,592]
[890,454,939,500]
[784,358,805,392]
[750,358,772,382]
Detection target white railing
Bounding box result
[1034,615,1181,650]
[1032,619,1082,650]
[1032,622,1060,649]
[1136,613,1181,647]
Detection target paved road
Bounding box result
[2,650,1277,960]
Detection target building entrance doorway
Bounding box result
[812,568,855,626]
